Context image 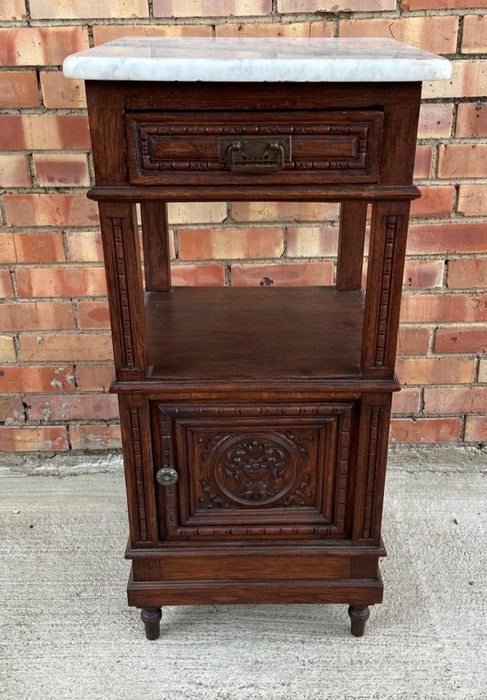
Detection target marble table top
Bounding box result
[63,37,451,83]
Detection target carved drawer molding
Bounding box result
[126,110,383,186]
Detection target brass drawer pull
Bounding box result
[156,467,179,486]
[218,136,291,173]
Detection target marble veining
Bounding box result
[63,37,451,83]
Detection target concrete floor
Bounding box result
[1,449,486,699]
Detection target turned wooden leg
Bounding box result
[141,607,162,640]
[348,605,370,637]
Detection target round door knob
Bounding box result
[155,467,179,486]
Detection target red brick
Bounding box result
[0,71,38,107]
[40,71,86,108]
[33,154,90,187]
[462,14,487,52]
[339,16,458,53]
[279,0,395,9]
[407,223,487,255]
[29,0,148,19]
[0,232,65,264]
[400,293,487,323]
[0,365,75,393]
[480,359,487,382]
[20,333,113,362]
[0,270,14,298]
[0,27,89,67]
[65,232,104,263]
[403,0,487,9]
[424,387,487,414]
[438,144,487,179]
[168,202,228,225]
[434,327,487,353]
[3,194,99,227]
[170,264,225,286]
[0,302,75,331]
[0,425,69,451]
[397,326,431,356]
[27,394,119,421]
[456,102,487,137]
[403,260,443,290]
[178,226,283,260]
[17,267,107,298]
[0,0,27,20]
[76,364,115,392]
[77,301,111,329]
[465,416,487,442]
[231,201,339,222]
[413,146,432,179]
[396,357,475,385]
[423,60,487,99]
[418,103,453,138]
[0,396,24,423]
[154,0,272,16]
[391,388,421,414]
[70,424,122,451]
[410,187,454,219]
[0,114,90,150]
[286,226,338,258]
[230,262,334,286]
[217,22,333,38]
[0,155,31,187]
[0,336,16,363]
[447,259,487,289]
[94,25,212,44]
[390,417,461,443]
[458,185,487,216]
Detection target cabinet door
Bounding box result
[152,403,354,542]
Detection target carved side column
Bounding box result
[97,200,146,381]
[119,394,158,546]
[353,393,392,546]
[361,200,411,379]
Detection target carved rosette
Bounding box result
[199,432,313,509]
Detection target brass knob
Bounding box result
[155,467,179,486]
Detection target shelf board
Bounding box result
[146,286,363,382]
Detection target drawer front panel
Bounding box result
[126,111,383,186]
[152,403,354,542]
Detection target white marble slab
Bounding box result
[63,37,451,83]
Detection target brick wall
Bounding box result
[0,1,486,452]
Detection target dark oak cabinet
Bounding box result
[69,38,449,639]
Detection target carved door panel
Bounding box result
[152,403,354,542]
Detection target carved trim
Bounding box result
[158,411,178,533]
[129,407,148,542]
[113,217,136,369]
[374,215,400,368]
[335,409,352,533]
[363,406,381,539]
[162,404,347,419]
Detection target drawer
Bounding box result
[151,402,354,543]
[126,110,383,186]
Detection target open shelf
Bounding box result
[146,286,364,382]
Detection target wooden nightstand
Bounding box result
[64,37,450,639]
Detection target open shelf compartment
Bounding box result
[145,286,364,382]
